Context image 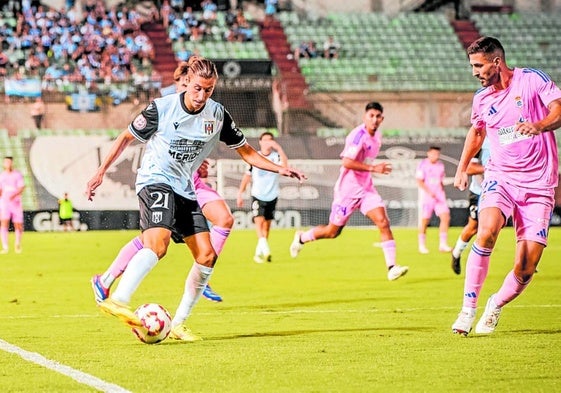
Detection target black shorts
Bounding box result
[59,217,72,224]
[251,197,277,221]
[138,183,209,244]
[468,191,480,221]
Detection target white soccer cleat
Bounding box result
[475,295,502,334]
[418,245,429,254]
[289,231,304,258]
[253,254,265,264]
[439,245,452,253]
[387,265,409,281]
[452,308,476,336]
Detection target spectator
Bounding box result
[30,97,46,129]
[294,40,318,59]
[263,0,278,28]
[201,0,217,23]
[323,35,340,59]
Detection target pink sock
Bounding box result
[439,231,448,247]
[210,226,230,255]
[494,270,531,307]
[15,228,22,246]
[462,243,492,308]
[418,233,426,247]
[299,228,316,243]
[103,236,144,285]
[0,227,8,249]
[381,240,396,269]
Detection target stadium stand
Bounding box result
[281,11,478,92]
[471,12,561,82]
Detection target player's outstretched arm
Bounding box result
[85,130,136,201]
[235,143,307,182]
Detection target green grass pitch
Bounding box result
[1,227,560,392]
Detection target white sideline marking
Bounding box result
[0,339,131,393]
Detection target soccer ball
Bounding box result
[131,303,172,344]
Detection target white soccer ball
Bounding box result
[131,303,172,344]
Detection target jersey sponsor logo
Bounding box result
[152,211,163,223]
[173,121,180,130]
[169,138,204,163]
[133,114,147,130]
[204,120,214,135]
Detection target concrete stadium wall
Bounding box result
[0,91,474,135]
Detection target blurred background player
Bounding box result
[451,36,561,335]
[0,157,25,254]
[58,192,75,231]
[289,101,408,281]
[450,138,490,274]
[416,146,452,254]
[236,131,288,263]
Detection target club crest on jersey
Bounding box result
[204,120,214,135]
[514,96,523,108]
[133,114,147,130]
[152,211,163,224]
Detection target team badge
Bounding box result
[152,211,162,223]
[204,120,214,135]
[133,114,147,130]
[514,96,523,108]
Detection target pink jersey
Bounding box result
[0,169,24,207]
[334,124,381,197]
[415,158,446,201]
[471,67,561,189]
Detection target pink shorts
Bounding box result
[419,197,449,220]
[194,177,223,208]
[0,202,23,223]
[479,177,554,246]
[329,189,385,227]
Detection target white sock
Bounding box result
[258,237,270,255]
[171,262,213,327]
[452,238,470,258]
[112,248,158,304]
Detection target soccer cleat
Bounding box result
[98,298,142,327]
[439,245,452,253]
[475,295,502,334]
[14,244,22,254]
[253,254,265,264]
[418,245,429,254]
[387,265,409,281]
[451,254,461,275]
[452,308,476,336]
[265,254,272,262]
[202,284,223,302]
[289,231,304,258]
[91,274,110,303]
[0,248,7,254]
[168,324,203,342]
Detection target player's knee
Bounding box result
[197,250,217,267]
[219,213,234,229]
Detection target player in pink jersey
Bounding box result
[0,156,25,254]
[451,37,561,335]
[289,101,408,281]
[415,146,452,254]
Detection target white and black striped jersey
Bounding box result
[128,91,246,200]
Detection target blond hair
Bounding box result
[173,56,218,82]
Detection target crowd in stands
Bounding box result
[0,0,160,103]
[294,35,341,59]
[167,0,259,62]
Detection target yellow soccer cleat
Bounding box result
[168,324,203,342]
[98,298,142,328]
